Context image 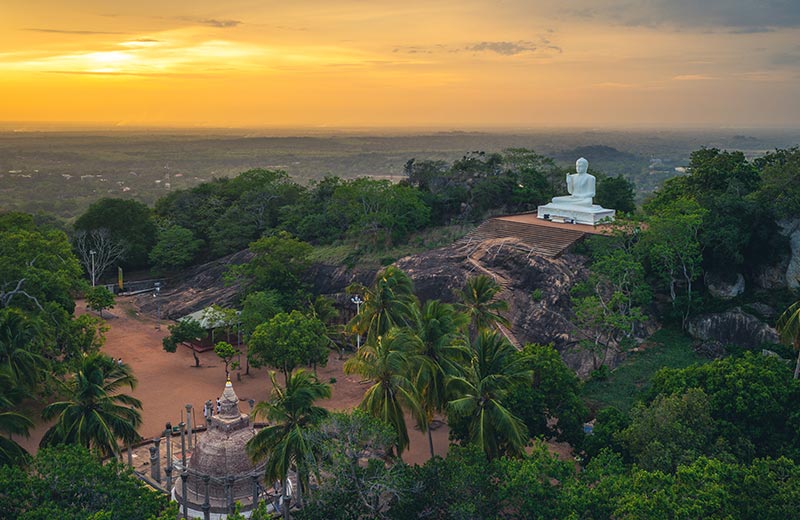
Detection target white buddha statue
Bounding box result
[551,157,595,206]
[537,156,614,225]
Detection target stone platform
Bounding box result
[536,203,615,226]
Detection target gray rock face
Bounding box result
[780,218,800,289]
[693,339,727,359]
[705,273,745,300]
[687,309,780,349]
[133,249,253,319]
[395,239,589,349]
[754,258,789,290]
[742,302,777,320]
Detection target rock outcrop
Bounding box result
[132,232,635,375]
[687,309,780,349]
[780,218,800,289]
[705,273,745,300]
[133,249,253,319]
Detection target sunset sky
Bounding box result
[1,0,799,128]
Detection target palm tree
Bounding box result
[457,275,510,335]
[777,300,800,379]
[0,308,48,392]
[0,371,33,466]
[349,266,418,347]
[344,327,428,456]
[413,300,468,458]
[447,330,530,460]
[247,369,331,519]
[40,353,142,458]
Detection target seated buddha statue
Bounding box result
[551,157,595,207]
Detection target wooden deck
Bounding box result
[462,212,614,257]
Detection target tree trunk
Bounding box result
[295,471,303,508]
[794,349,800,380]
[427,424,435,459]
[281,478,290,520]
[192,347,200,367]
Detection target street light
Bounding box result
[89,249,96,287]
[351,295,363,350]
[154,282,161,330]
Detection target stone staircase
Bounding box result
[460,218,587,257]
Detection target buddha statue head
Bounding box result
[576,157,588,174]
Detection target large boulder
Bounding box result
[705,272,745,300]
[780,218,800,289]
[687,309,780,349]
[754,257,789,290]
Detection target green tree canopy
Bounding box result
[41,353,142,458]
[297,410,400,520]
[214,341,238,380]
[239,290,283,340]
[0,445,169,519]
[227,231,313,308]
[247,369,331,514]
[447,331,531,460]
[0,211,83,315]
[506,343,588,447]
[457,275,510,335]
[162,318,206,367]
[637,198,705,328]
[619,388,718,472]
[148,224,203,271]
[756,146,800,219]
[0,371,33,467]
[85,286,115,318]
[74,198,156,270]
[648,352,800,462]
[348,266,418,347]
[343,328,427,456]
[248,310,329,383]
[595,175,636,213]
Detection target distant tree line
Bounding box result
[66,148,636,277]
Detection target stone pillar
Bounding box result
[185,404,193,450]
[202,474,211,520]
[252,473,260,510]
[179,421,187,467]
[165,425,173,491]
[149,440,161,483]
[165,464,173,492]
[181,470,189,520]
[225,476,234,514]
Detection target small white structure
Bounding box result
[537,157,615,225]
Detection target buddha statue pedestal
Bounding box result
[536,201,615,225]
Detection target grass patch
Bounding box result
[582,327,706,413]
[307,243,357,265]
[308,224,475,270]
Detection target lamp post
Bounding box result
[89,249,96,287]
[154,282,161,330]
[351,295,363,350]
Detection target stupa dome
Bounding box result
[173,380,265,518]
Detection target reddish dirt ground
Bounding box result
[19,297,449,466]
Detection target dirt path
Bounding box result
[18,297,449,466]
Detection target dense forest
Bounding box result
[1,145,799,519]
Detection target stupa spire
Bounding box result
[218,379,241,418]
